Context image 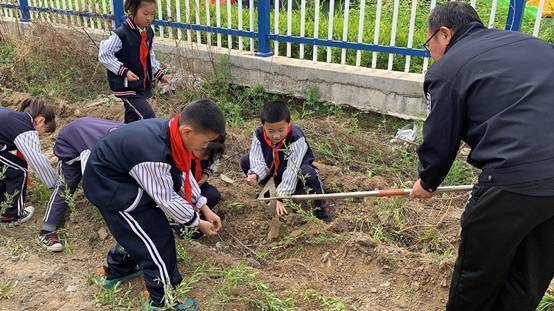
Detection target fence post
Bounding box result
[256,0,273,57]
[19,0,31,22]
[113,0,125,27]
[505,0,526,31]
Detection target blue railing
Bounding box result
[0,0,530,65]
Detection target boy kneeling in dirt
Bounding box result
[83,99,225,310]
[240,100,332,222]
[39,117,121,252]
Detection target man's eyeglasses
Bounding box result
[423,29,440,53]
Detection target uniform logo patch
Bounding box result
[425,92,432,113]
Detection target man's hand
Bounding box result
[246,174,258,186]
[275,200,288,216]
[202,206,222,232]
[126,70,139,81]
[197,220,218,236]
[409,179,434,199]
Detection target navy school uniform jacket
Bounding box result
[82,119,205,227]
[248,124,315,197]
[418,22,554,191]
[54,117,121,164]
[98,17,164,98]
[0,108,57,188]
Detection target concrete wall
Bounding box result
[0,19,427,119]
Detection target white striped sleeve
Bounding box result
[150,43,163,79]
[98,32,126,76]
[249,133,269,182]
[14,130,57,189]
[276,137,309,197]
[130,162,200,227]
[178,171,208,209]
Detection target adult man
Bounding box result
[410,2,554,310]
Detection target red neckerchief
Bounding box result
[193,157,203,181]
[15,150,33,186]
[262,123,292,176]
[139,30,149,89]
[169,114,193,202]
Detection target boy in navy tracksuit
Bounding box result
[0,98,58,226]
[39,117,121,252]
[98,0,171,123]
[240,101,332,222]
[83,100,225,310]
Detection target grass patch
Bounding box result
[0,281,14,300]
[301,289,346,311]
[209,263,295,310]
[538,293,554,311]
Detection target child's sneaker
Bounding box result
[314,201,334,223]
[1,206,35,227]
[145,298,198,311]
[38,231,64,252]
[96,265,143,289]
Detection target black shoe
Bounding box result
[314,202,334,223]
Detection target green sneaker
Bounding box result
[144,298,198,311]
[96,266,143,289]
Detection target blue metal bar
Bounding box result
[152,19,257,38]
[505,0,526,31]
[256,0,272,57]
[0,3,18,9]
[112,0,124,27]
[269,34,430,57]
[19,0,31,22]
[25,6,113,19]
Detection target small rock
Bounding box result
[355,238,377,249]
[215,241,226,250]
[380,281,391,288]
[220,174,235,184]
[65,285,78,293]
[370,287,378,293]
[441,280,448,287]
[246,258,262,269]
[97,227,109,240]
[320,251,331,264]
[412,281,420,290]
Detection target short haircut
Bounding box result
[428,2,482,33]
[260,100,291,124]
[180,99,226,137]
[124,0,155,17]
[19,97,56,133]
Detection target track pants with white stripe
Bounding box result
[120,96,155,124]
[0,151,28,218]
[98,204,182,306]
[42,161,82,231]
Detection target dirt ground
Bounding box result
[0,91,546,311]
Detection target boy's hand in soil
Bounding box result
[246,174,258,186]
[160,74,172,84]
[275,200,288,216]
[198,174,209,186]
[409,179,434,199]
[198,220,218,236]
[126,70,139,81]
[201,205,221,232]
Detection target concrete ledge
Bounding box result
[0,18,427,119]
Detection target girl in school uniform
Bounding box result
[39,117,121,252]
[0,97,58,226]
[98,0,171,123]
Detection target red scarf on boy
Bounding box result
[169,114,193,202]
[262,123,292,176]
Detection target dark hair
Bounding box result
[180,99,226,137]
[260,100,291,124]
[19,97,56,133]
[203,133,226,163]
[428,2,482,33]
[124,0,155,17]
